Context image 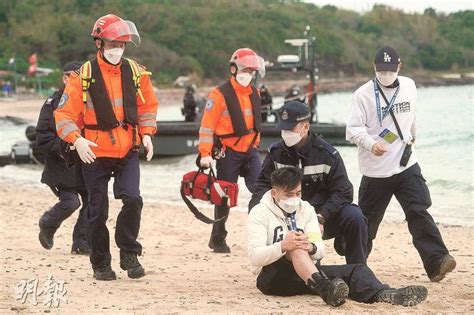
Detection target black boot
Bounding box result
[120,251,145,279]
[38,219,56,250]
[307,272,349,307]
[71,239,91,255]
[93,265,116,281]
[208,238,231,253]
[373,286,428,307]
[429,255,456,282]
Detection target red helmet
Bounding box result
[229,48,266,78]
[91,14,140,46]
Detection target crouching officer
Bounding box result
[54,14,158,281]
[248,166,428,307]
[249,101,368,264]
[198,48,265,253]
[36,62,90,255]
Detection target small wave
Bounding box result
[429,178,473,193]
[417,133,474,149]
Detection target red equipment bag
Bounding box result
[181,166,239,224]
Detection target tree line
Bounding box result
[0,0,472,87]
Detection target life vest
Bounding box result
[217,80,261,139]
[80,57,147,131]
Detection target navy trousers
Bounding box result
[257,257,386,302]
[82,151,143,269]
[211,147,261,244]
[358,163,449,277]
[322,204,368,264]
[40,188,88,245]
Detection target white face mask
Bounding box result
[235,72,253,87]
[103,47,124,65]
[376,71,398,87]
[277,196,301,214]
[281,124,306,147]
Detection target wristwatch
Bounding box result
[317,214,326,225]
[309,243,317,255]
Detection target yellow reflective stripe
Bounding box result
[307,232,322,243]
[126,58,146,103]
[81,61,91,104]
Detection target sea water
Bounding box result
[0,84,472,226]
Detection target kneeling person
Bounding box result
[247,166,427,307]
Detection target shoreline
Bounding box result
[1,180,472,313]
[0,80,472,124]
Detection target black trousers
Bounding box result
[40,188,88,245]
[82,152,143,268]
[322,203,368,264]
[256,257,386,302]
[358,163,449,277]
[211,148,261,244]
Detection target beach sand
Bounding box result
[0,181,472,313]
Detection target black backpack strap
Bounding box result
[218,80,248,137]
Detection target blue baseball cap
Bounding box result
[276,101,311,130]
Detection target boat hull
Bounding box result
[154,121,350,156]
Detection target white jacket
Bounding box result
[247,190,325,276]
[346,76,418,178]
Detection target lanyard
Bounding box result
[285,212,298,231]
[373,79,400,126]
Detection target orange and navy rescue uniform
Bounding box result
[54,52,158,158]
[198,76,260,156]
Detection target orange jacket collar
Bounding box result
[97,51,121,74]
[230,76,252,95]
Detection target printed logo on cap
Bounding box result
[384,52,391,63]
[281,110,289,120]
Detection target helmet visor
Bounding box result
[234,55,266,78]
[98,20,141,46]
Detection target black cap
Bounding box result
[63,62,82,74]
[276,101,311,130]
[374,46,400,72]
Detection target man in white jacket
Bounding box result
[247,166,428,307]
[346,45,456,282]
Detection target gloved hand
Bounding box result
[200,155,213,168]
[74,137,98,164]
[142,135,154,162]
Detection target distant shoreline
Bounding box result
[1,76,472,108]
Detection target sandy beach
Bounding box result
[0,181,472,313]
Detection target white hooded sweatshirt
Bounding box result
[247,190,325,276]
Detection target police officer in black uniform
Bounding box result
[259,84,273,122]
[182,84,197,122]
[249,101,368,264]
[36,62,90,255]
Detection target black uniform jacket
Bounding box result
[36,90,84,191]
[249,131,354,220]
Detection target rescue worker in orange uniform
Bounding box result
[198,48,265,253]
[54,14,158,281]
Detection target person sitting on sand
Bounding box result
[247,166,428,307]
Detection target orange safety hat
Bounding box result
[229,48,266,78]
[91,14,140,46]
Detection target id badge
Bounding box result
[379,128,398,144]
